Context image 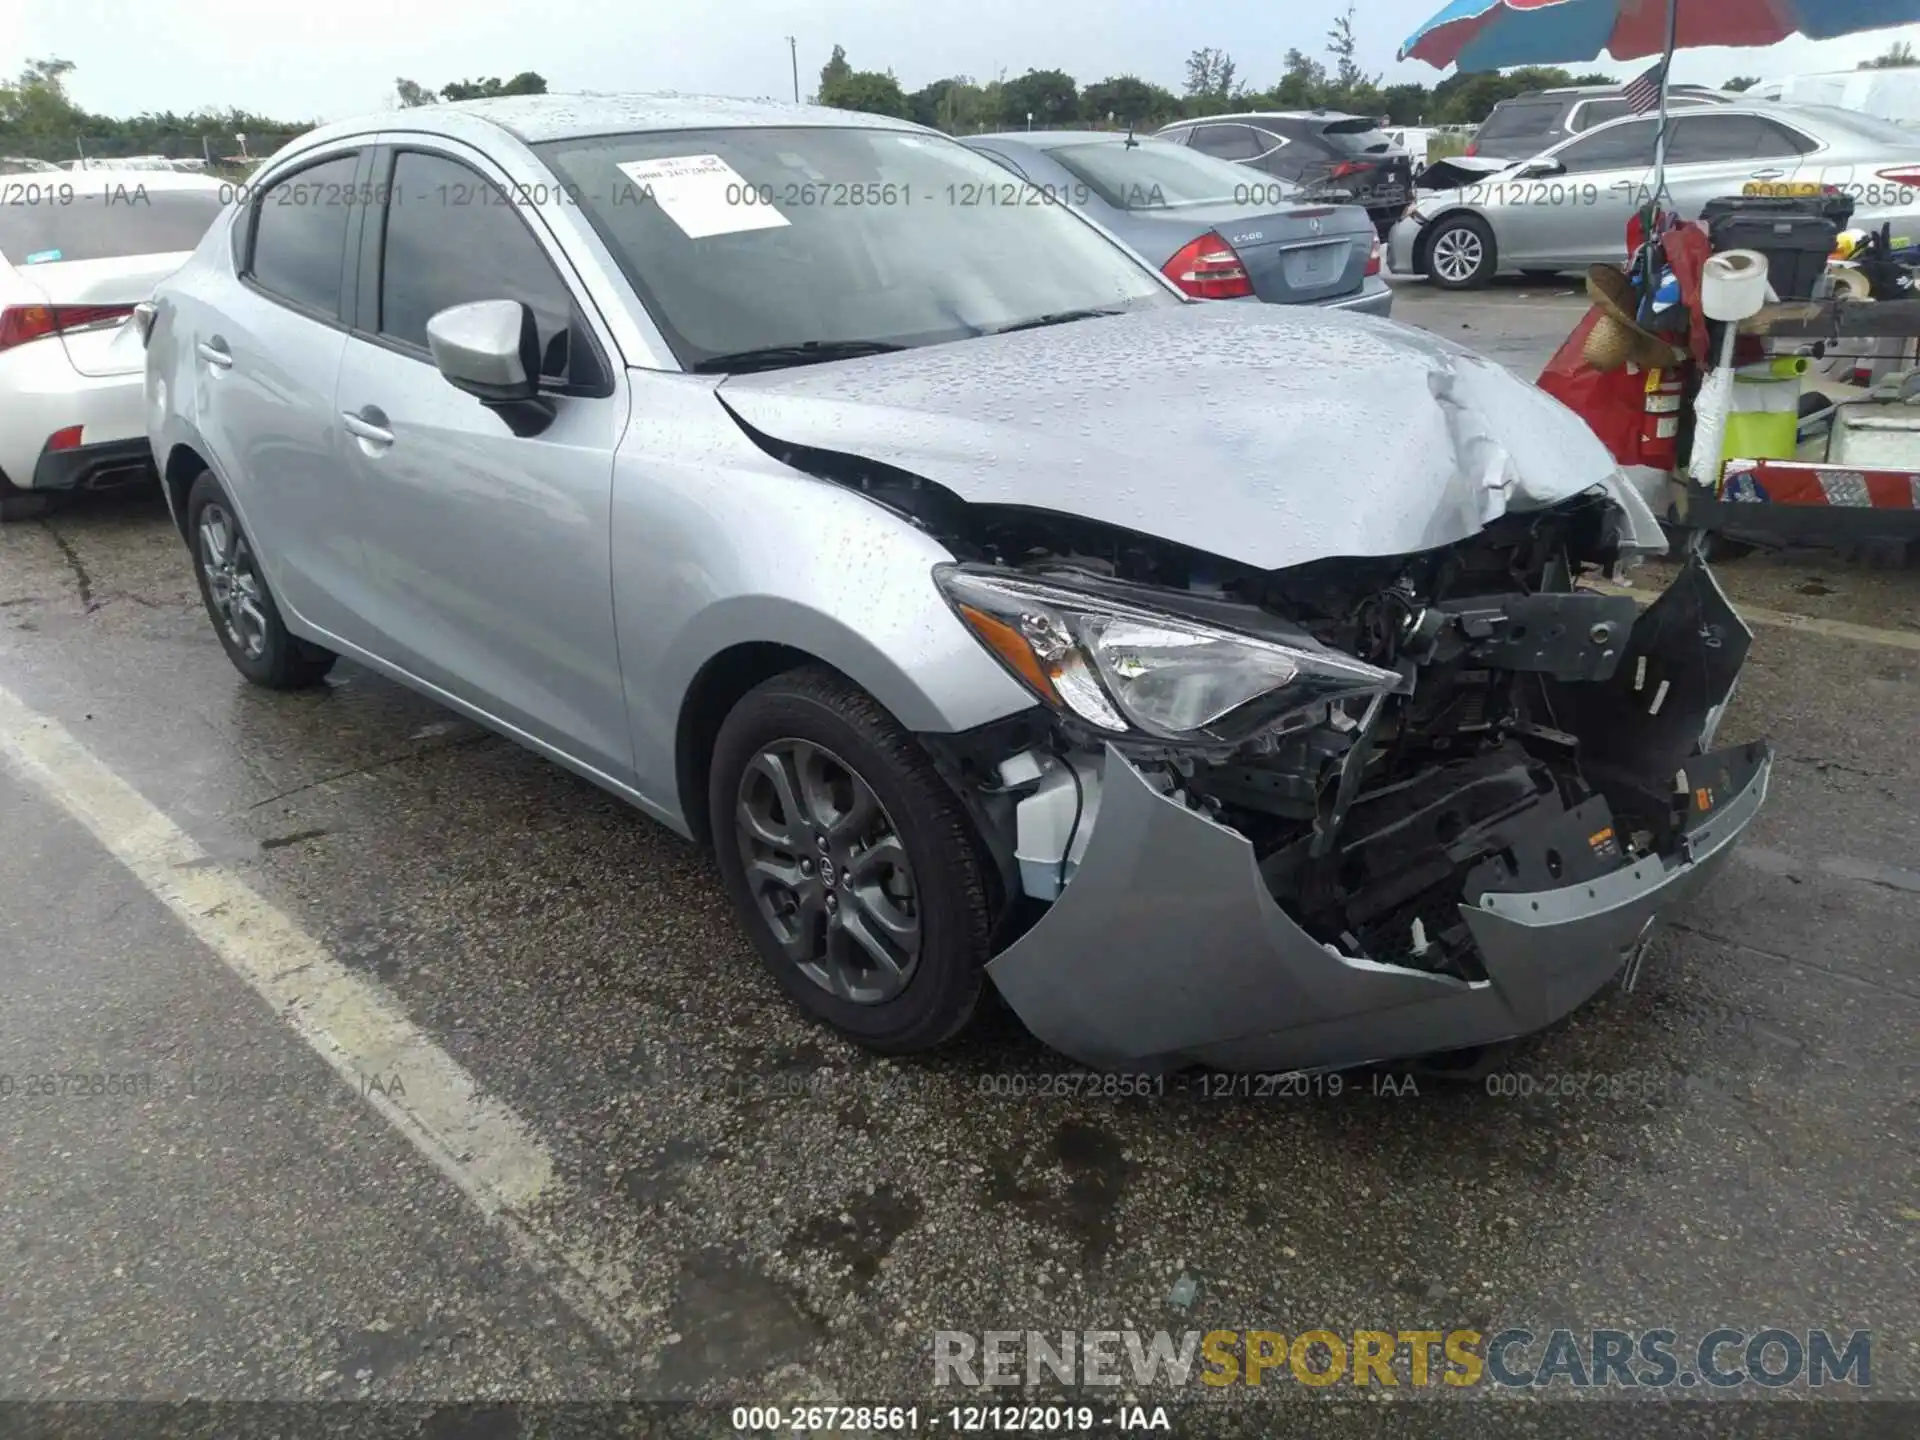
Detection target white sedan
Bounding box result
[1,169,228,520]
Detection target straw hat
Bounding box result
[1583,264,1683,372]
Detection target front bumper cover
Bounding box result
[988,738,1769,1073]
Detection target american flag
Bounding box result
[1623,58,1670,115]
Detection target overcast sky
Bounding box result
[8,0,1920,122]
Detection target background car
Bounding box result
[0,168,227,519]
[1749,68,1920,127]
[1391,102,1920,289]
[1467,83,1733,162]
[1156,110,1413,238]
[964,131,1389,315]
[2,156,65,175]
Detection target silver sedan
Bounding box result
[144,94,1766,1073]
[1391,101,1920,288]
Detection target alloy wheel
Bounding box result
[198,502,269,661]
[1431,225,1485,284]
[734,738,922,1004]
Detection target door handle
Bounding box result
[196,337,233,369]
[341,406,394,447]
[1749,168,1788,181]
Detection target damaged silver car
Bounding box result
[144,95,1770,1073]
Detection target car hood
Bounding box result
[717,304,1662,572]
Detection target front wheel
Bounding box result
[709,666,993,1054]
[185,470,337,689]
[1424,213,1497,290]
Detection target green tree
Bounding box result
[1723,76,1760,92]
[1570,71,1617,85]
[820,44,852,96]
[1000,68,1079,128]
[819,69,911,119]
[1081,75,1179,128]
[1381,82,1433,125]
[438,72,547,101]
[394,78,437,107]
[1433,65,1577,124]
[1327,3,1370,94]
[0,56,85,142]
[1861,40,1918,69]
[1182,47,1240,115]
[1266,49,1330,110]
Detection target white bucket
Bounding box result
[1702,248,1771,321]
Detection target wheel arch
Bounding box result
[1416,206,1499,281]
[161,441,211,540]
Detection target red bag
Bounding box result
[1537,308,1682,469]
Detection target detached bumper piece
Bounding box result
[30,436,155,494]
[987,558,1771,1074]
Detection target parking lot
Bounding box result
[1,277,1915,1428]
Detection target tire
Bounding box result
[0,476,52,523]
[184,470,337,689]
[709,665,992,1055]
[1424,213,1497,290]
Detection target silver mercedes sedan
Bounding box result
[143,94,1770,1074]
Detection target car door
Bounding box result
[332,141,634,782]
[189,145,371,638]
[1659,112,1812,219]
[1507,117,1659,268]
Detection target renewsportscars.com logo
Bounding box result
[933,1327,1872,1391]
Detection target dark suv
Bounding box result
[1156,111,1412,237]
[1469,84,1734,161]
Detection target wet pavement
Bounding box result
[0,281,1914,1433]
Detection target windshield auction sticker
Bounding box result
[615,154,790,238]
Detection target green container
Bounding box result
[1724,369,1802,460]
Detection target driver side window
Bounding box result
[376,150,576,382]
[1555,119,1659,174]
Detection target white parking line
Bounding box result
[0,682,635,1347]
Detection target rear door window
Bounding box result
[1,184,225,265]
[1186,125,1263,162]
[247,152,361,318]
[1475,98,1567,153]
[1667,113,1808,163]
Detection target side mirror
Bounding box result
[425,299,555,438]
[1519,157,1567,179]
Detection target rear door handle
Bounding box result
[1749,168,1788,181]
[341,406,394,447]
[196,337,233,369]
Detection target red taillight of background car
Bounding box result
[1328,160,1371,180]
[1464,140,1479,157]
[1162,232,1254,299]
[0,303,135,353]
[1366,239,1384,276]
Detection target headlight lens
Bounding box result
[937,566,1399,743]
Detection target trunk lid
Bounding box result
[7,252,188,376]
[1139,203,1374,303]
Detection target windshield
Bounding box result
[1317,118,1397,155]
[1048,138,1298,210]
[538,126,1177,370]
[0,183,227,264]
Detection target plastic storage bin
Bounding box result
[1702,195,1848,301]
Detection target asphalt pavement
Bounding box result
[0,277,1914,1436]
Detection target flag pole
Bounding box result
[1651,0,1679,206]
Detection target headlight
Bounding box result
[936,565,1400,744]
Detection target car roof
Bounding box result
[970,131,1174,148]
[1160,110,1378,127]
[1505,83,1724,99]
[3,169,226,193]
[292,91,931,154]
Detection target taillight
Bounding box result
[46,425,84,452]
[1328,160,1370,180]
[1162,231,1254,299]
[1366,239,1384,276]
[1876,166,1920,187]
[1464,140,1479,157]
[0,303,135,353]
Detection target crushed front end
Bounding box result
[929,495,1771,1073]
